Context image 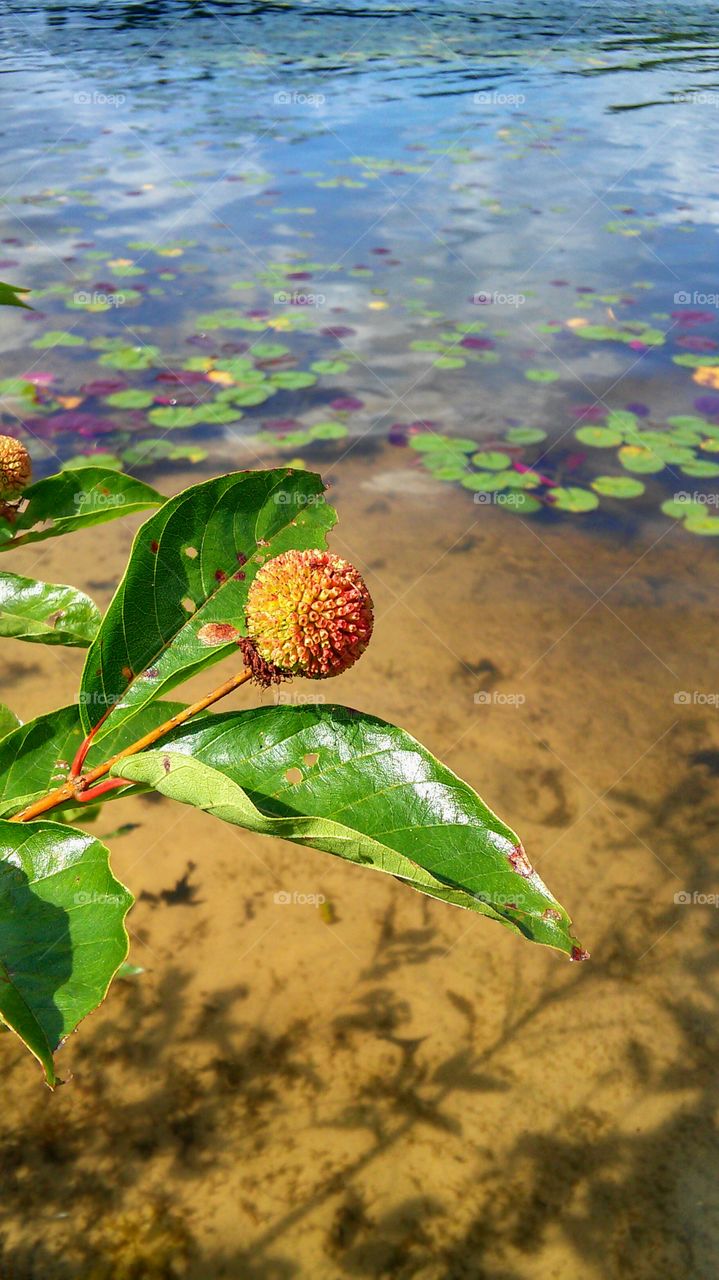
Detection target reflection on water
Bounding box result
[1,3,719,1277]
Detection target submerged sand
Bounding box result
[1,447,718,1279]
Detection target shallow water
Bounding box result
[1,4,719,1278]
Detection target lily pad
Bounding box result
[591,475,645,499]
[575,426,623,447]
[550,486,599,513]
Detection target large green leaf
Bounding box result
[114,706,584,958]
[1,469,163,551]
[0,701,189,818]
[0,704,21,740]
[79,469,336,746]
[0,280,31,310]
[0,571,101,647]
[0,819,132,1084]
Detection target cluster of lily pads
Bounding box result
[409,406,719,534]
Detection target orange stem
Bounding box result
[10,668,254,823]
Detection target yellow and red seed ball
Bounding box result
[245,549,373,679]
[0,436,31,500]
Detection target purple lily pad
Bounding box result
[694,395,719,417]
[671,309,716,326]
[81,379,128,395]
[625,402,650,416]
[330,397,363,411]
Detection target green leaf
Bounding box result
[114,706,583,959]
[0,280,31,310]
[2,469,163,550]
[0,819,132,1083]
[31,330,86,349]
[0,700,190,819]
[79,469,336,746]
[550,487,599,513]
[575,427,623,447]
[591,475,645,499]
[0,704,21,740]
[0,571,100,646]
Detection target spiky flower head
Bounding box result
[245,549,373,679]
[0,436,31,501]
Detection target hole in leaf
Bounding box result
[303,753,319,767]
[285,767,303,785]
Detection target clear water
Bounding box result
[1,5,719,1278]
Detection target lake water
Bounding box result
[1,4,719,1278]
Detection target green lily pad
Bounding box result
[680,460,719,478]
[684,512,719,535]
[618,446,665,474]
[575,426,623,447]
[269,371,317,390]
[105,389,155,409]
[471,451,512,471]
[591,475,645,499]
[308,422,348,441]
[550,486,599,513]
[525,369,559,383]
[504,427,547,445]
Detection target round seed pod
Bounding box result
[245,548,373,679]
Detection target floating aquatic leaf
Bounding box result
[471,451,512,471]
[618,446,665,474]
[550,487,599,513]
[591,476,645,499]
[575,426,623,447]
[684,512,719,536]
[269,371,317,390]
[680,459,719,477]
[105,389,155,409]
[525,370,559,383]
[31,331,86,349]
[504,427,547,444]
[308,422,348,441]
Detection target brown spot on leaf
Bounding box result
[570,946,590,963]
[508,842,534,879]
[150,540,159,554]
[214,568,228,583]
[198,622,240,647]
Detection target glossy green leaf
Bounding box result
[0,571,101,647]
[0,280,31,310]
[114,705,584,959]
[79,469,336,746]
[0,819,132,1083]
[1,469,163,551]
[0,704,21,740]
[0,700,189,819]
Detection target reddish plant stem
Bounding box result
[10,668,254,823]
